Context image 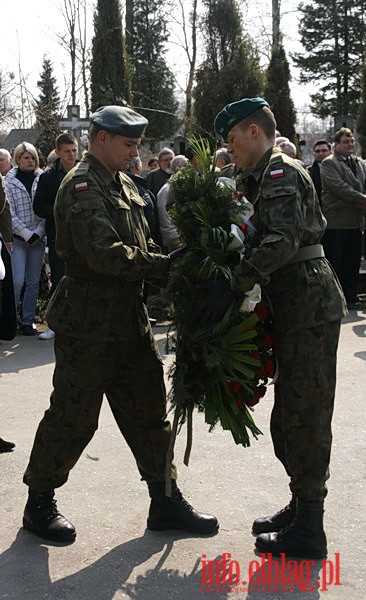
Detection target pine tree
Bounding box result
[293,0,366,119]
[126,0,179,141]
[34,57,61,161]
[90,0,129,112]
[357,64,366,158]
[193,0,264,140]
[264,44,297,141]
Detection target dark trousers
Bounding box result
[270,320,341,501]
[48,242,65,295]
[23,331,177,491]
[322,229,362,302]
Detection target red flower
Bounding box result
[236,397,243,408]
[230,380,241,393]
[254,384,267,400]
[254,303,269,322]
[262,333,274,350]
[264,359,276,378]
[239,223,248,233]
[246,397,259,407]
[258,366,266,378]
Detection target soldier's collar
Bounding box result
[241,147,274,181]
[85,152,116,186]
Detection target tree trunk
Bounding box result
[185,0,198,136]
[272,0,281,47]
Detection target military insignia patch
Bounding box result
[269,169,285,179]
[75,182,89,192]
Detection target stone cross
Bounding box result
[59,105,90,154]
[59,105,90,131]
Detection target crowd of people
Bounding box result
[0,101,365,560]
[1,125,365,344]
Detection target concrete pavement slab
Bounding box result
[0,310,365,599]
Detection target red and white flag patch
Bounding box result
[75,181,89,192]
[269,168,285,179]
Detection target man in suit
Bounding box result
[321,128,366,306]
[145,147,174,197]
[306,139,331,203]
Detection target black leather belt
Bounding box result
[287,244,325,265]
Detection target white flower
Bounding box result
[227,223,245,253]
[240,284,262,314]
[216,176,236,190]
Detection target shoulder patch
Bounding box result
[74,182,89,192]
[269,168,285,179]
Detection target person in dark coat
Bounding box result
[126,155,163,322]
[126,155,163,248]
[145,147,174,197]
[33,133,78,339]
[0,175,17,452]
[321,128,366,306]
[306,139,331,203]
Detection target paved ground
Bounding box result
[0,308,365,600]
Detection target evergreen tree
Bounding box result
[126,0,179,140]
[357,64,366,158]
[90,0,129,112]
[193,0,264,140]
[264,44,297,141]
[34,57,61,161]
[293,0,366,119]
[0,69,18,131]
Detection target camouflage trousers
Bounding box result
[271,320,341,501]
[23,331,177,491]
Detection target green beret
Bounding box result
[214,97,269,141]
[90,105,148,138]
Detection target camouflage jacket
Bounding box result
[235,147,347,334]
[47,152,171,341]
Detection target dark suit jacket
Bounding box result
[307,161,322,203]
[0,236,16,340]
[145,168,171,197]
[33,159,67,242]
[0,175,12,243]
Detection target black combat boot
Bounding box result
[147,480,219,534]
[255,498,327,559]
[252,495,297,535]
[0,437,15,452]
[23,490,76,542]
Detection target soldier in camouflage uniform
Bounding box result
[22,105,218,543]
[213,98,347,559]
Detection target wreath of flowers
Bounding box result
[166,137,276,471]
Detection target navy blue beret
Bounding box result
[90,105,148,138]
[214,98,269,141]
